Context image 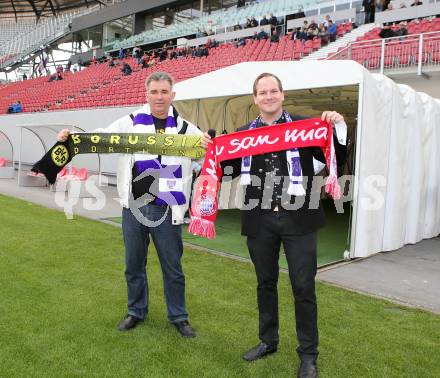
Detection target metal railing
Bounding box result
[326,30,440,74]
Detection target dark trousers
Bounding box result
[246,210,319,362]
[122,205,188,323]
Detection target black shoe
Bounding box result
[297,360,318,378]
[242,342,277,362]
[117,314,143,331]
[173,320,196,338]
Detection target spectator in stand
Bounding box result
[363,0,376,23]
[376,0,384,12]
[235,37,247,47]
[133,46,142,64]
[379,24,394,37]
[256,28,269,40]
[108,57,116,67]
[323,15,331,27]
[122,62,132,76]
[318,24,329,44]
[270,29,280,43]
[141,55,148,68]
[411,0,423,5]
[292,22,308,41]
[307,20,319,39]
[269,13,278,26]
[260,15,269,26]
[300,21,309,41]
[245,18,252,28]
[118,48,124,60]
[148,56,155,67]
[7,101,22,113]
[193,46,209,58]
[159,49,167,61]
[328,20,337,42]
[48,72,60,82]
[66,59,72,72]
[237,0,246,7]
[379,24,407,37]
[383,0,391,11]
[22,73,27,80]
[250,17,258,27]
[290,29,296,40]
[386,2,394,10]
[177,48,185,58]
[234,22,243,31]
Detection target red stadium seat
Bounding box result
[398,53,411,66]
[312,38,321,50]
[368,58,380,69]
[431,51,440,63]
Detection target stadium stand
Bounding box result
[0,4,116,69]
[0,23,358,114]
[0,19,36,49]
[1,0,439,114]
[108,0,354,50]
[327,17,440,70]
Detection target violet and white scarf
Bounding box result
[240,111,306,196]
[131,104,186,206]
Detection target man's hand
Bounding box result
[321,111,344,124]
[57,128,71,142]
[200,132,212,149]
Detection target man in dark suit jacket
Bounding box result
[220,73,347,378]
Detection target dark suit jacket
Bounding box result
[221,114,347,237]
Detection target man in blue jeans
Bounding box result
[57,72,210,337]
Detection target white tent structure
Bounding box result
[173,60,440,259]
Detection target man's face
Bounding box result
[253,76,284,116]
[146,80,175,116]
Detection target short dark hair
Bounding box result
[253,73,283,96]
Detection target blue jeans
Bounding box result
[122,204,188,323]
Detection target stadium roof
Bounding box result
[0,0,104,20]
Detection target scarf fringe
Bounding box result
[188,216,216,239]
[287,183,306,196]
[240,175,251,186]
[325,175,342,200]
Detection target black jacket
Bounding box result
[221,114,347,237]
